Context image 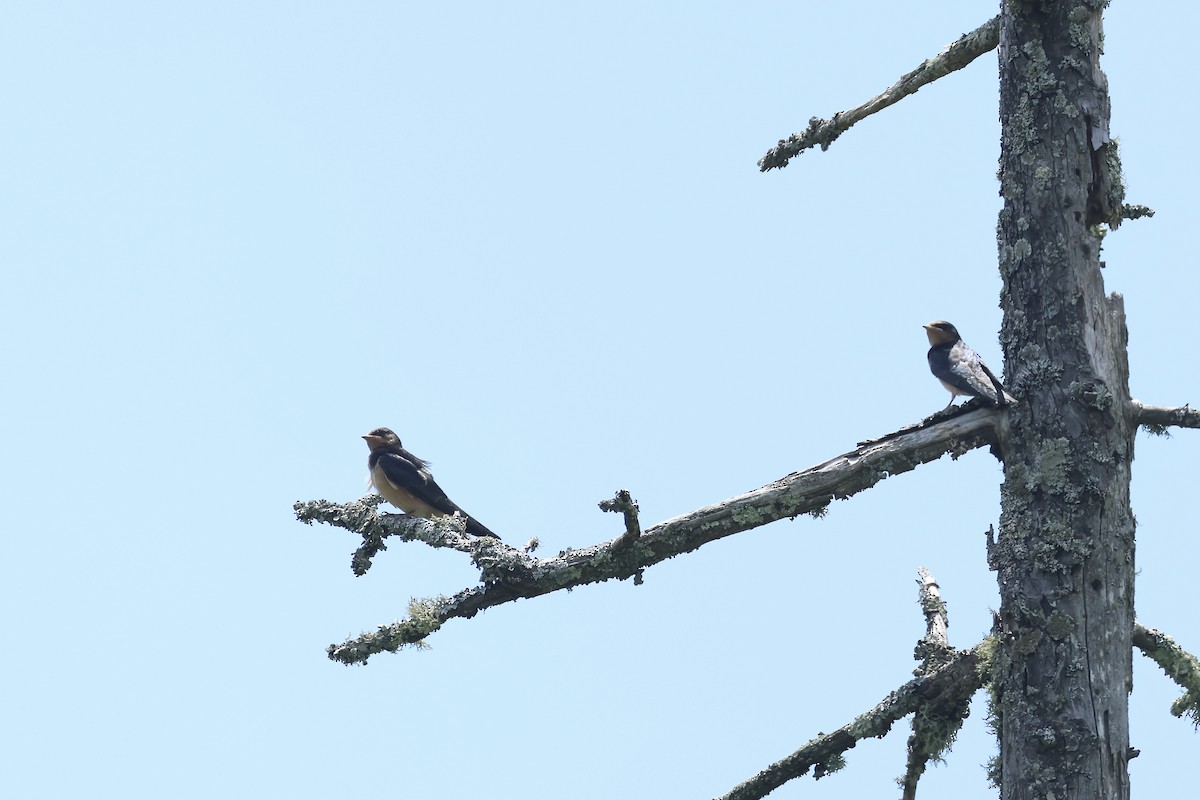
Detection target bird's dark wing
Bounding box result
[975,359,1010,406]
[372,446,500,538]
[945,341,1003,401]
[374,450,464,517]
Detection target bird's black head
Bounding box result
[923,320,962,346]
[362,427,401,450]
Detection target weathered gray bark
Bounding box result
[994,3,1135,799]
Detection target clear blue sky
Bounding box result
[3,2,1196,798]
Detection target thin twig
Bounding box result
[599,489,643,547]
[914,567,950,658]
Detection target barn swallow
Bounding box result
[362,428,499,538]
[924,321,1015,410]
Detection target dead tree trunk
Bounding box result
[994,3,1135,798]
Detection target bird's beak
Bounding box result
[922,323,934,331]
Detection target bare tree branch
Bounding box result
[718,641,990,800]
[1133,623,1200,726]
[1132,400,1200,433]
[914,567,950,654]
[295,494,495,576]
[901,568,971,800]
[297,404,1006,664]
[758,15,999,171]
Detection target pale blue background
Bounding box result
[3,2,1196,798]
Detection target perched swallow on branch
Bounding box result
[924,321,1015,410]
[362,428,499,538]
